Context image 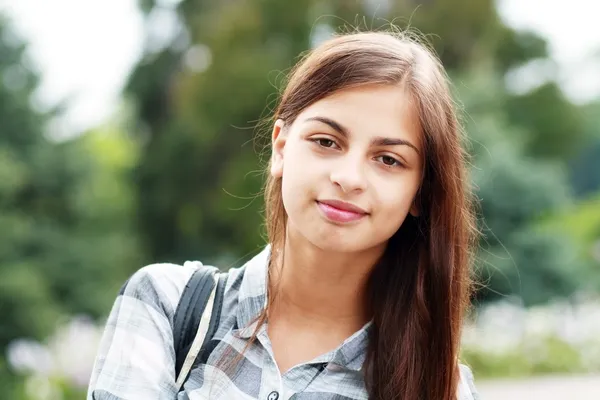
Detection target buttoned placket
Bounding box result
[255,324,285,400]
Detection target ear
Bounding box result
[270,119,287,179]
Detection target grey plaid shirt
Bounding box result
[88,246,479,399]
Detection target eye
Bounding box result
[375,155,403,167]
[312,138,339,149]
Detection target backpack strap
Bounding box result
[199,272,227,362]
[173,265,227,390]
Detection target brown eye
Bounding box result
[376,155,402,167]
[318,139,335,148]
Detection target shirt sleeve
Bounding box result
[458,364,480,400]
[87,262,197,400]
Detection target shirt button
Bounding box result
[267,391,279,400]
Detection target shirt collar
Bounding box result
[234,244,372,372]
[235,245,271,331]
[332,320,372,371]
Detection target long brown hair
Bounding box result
[258,31,477,400]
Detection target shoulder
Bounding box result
[119,261,201,321]
[221,263,247,294]
[118,259,248,329]
[458,364,479,400]
[89,262,201,397]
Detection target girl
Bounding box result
[88,31,479,400]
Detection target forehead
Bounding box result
[294,84,422,147]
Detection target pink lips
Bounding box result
[317,200,368,223]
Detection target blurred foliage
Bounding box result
[544,193,600,246]
[462,335,589,379]
[537,193,600,290]
[455,70,588,305]
[1,0,600,389]
[127,0,317,264]
[505,82,586,161]
[570,101,600,197]
[0,18,143,386]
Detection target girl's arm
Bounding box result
[87,263,195,400]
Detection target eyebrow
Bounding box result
[304,116,420,155]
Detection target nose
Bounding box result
[329,152,367,194]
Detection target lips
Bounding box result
[316,200,368,223]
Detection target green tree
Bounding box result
[0,17,63,347]
[569,101,600,197]
[458,70,584,305]
[0,18,142,352]
[127,0,316,264]
[505,82,586,161]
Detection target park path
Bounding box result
[477,374,600,399]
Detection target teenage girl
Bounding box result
[88,31,479,400]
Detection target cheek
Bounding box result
[280,144,317,208]
[374,179,419,224]
[282,139,326,184]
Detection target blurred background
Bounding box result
[0,0,599,398]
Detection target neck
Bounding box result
[269,230,385,333]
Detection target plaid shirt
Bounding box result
[88,246,479,400]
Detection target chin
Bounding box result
[313,238,355,252]
[287,211,385,254]
[306,225,376,254]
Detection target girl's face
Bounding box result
[271,84,423,254]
